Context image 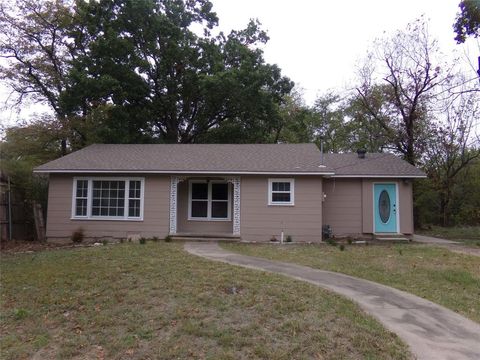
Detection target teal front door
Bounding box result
[374,184,397,233]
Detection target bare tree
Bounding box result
[423,87,480,226]
[355,18,454,165]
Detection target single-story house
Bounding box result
[34,143,426,242]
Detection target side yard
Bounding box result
[223,243,480,323]
[417,226,480,246]
[0,242,410,360]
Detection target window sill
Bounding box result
[268,203,295,206]
[187,217,231,222]
[71,217,144,222]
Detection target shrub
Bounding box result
[347,238,353,245]
[164,235,172,243]
[13,308,29,320]
[152,236,159,242]
[139,237,147,245]
[339,244,345,251]
[325,237,337,246]
[102,239,108,246]
[71,228,84,243]
[286,235,292,243]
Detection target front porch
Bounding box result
[169,176,241,238]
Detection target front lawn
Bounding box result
[223,243,480,323]
[417,225,480,246]
[0,242,410,359]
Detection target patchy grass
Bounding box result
[0,242,410,360]
[417,226,480,246]
[223,243,480,323]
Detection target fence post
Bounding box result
[33,202,46,242]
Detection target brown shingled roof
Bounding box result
[323,153,426,177]
[34,143,333,174]
[34,144,426,177]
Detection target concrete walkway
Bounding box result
[185,242,480,360]
[414,234,480,257]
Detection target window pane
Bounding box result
[212,183,228,200]
[211,201,228,218]
[129,199,140,217]
[75,199,87,216]
[192,183,208,199]
[191,201,208,217]
[272,193,291,202]
[272,182,290,192]
[91,180,126,217]
[129,181,141,199]
[76,180,88,197]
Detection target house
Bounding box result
[34,143,426,242]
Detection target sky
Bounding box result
[0,0,478,128]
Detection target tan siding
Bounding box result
[323,179,363,236]
[240,176,323,242]
[176,180,232,234]
[398,181,413,234]
[46,174,170,241]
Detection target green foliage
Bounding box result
[454,0,480,43]
[139,237,147,245]
[285,235,292,243]
[13,308,29,320]
[164,235,172,242]
[60,0,293,144]
[339,244,345,251]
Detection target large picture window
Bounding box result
[72,178,144,220]
[188,181,231,220]
[268,178,294,206]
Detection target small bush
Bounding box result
[152,236,159,242]
[325,238,337,246]
[164,235,172,243]
[347,238,353,245]
[13,308,29,320]
[139,237,147,245]
[286,235,292,243]
[71,228,84,243]
[120,238,125,243]
[102,239,108,246]
[339,244,345,251]
[397,248,403,256]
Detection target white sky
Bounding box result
[0,0,478,128]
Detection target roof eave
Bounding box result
[33,169,336,176]
[331,174,427,178]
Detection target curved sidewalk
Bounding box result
[185,242,480,360]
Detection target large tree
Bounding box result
[355,18,453,165]
[0,0,87,154]
[60,0,293,143]
[1,0,293,146]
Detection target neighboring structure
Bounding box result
[34,144,426,242]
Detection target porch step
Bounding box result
[171,237,240,242]
[170,233,240,242]
[374,233,411,242]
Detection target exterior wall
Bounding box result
[323,178,414,237]
[240,176,323,243]
[176,179,233,234]
[46,174,170,242]
[322,179,363,236]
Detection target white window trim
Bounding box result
[268,178,295,206]
[71,177,145,221]
[188,180,231,221]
